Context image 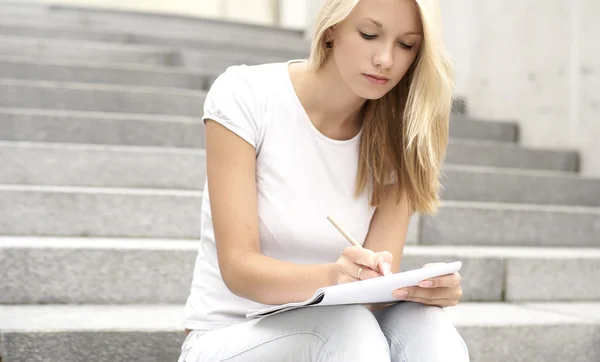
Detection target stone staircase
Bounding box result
[0,2,599,361]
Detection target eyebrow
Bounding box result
[363,17,423,36]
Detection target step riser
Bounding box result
[1,331,183,362]
[1,325,598,362]
[0,58,212,89]
[421,205,600,247]
[447,141,579,172]
[0,36,177,66]
[0,22,309,58]
[0,144,206,189]
[2,244,597,304]
[0,4,308,50]
[0,247,196,304]
[458,324,600,362]
[0,111,578,172]
[0,81,206,117]
[441,169,600,206]
[0,189,202,238]
[0,110,204,148]
[3,144,596,207]
[0,248,503,304]
[505,257,600,301]
[449,117,518,142]
[0,36,286,70]
[180,48,287,72]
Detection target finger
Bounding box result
[358,268,381,280]
[343,246,379,271]
[419,272,462,289]
[404,296,457,308]
[395,286,461,301]
[422,262,447,268]
[338,257,379,281]
[375,251,393,264]
[374,251,393,276]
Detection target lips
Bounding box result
[365,74,389,81]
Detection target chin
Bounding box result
[356,88,389,100]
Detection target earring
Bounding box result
[326,40,333,49]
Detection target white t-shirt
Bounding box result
[182,59,376,331]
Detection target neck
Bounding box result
[291,59,367,140]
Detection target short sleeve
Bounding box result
[202,66,261,149]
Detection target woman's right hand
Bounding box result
[332,246,393,285]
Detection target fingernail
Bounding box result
[419,281,433,288]
[393,290,408,299]
[383,262,391,276]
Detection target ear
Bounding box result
[324,25,336,40]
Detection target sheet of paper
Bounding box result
[246,261,462,319]
[318,261,462,305]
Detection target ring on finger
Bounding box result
[357,266,364,279]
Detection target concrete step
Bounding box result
[0,141,206,190]
[0,56,215,89]
[441,165,600,206]
[0,35,287,71]
[2,142,598,207]
[0,35,179,66]
[0,185,202,239]
[449,115,518,142]
[1,185,598,246]
[0,2,308,52]
[0,109,204,148]
[421,201,600,248]
[0,79,206,117]
[0,20,309,58]
[0,109,579,172]
[178,47,288,73]
[447,138,579,172]
[1,237,599,304]
[0,302,598,361]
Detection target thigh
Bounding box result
[374,302,470,362]
[182,305,391,362]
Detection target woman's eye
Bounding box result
[359,31,377,40]
[360,31,413,50]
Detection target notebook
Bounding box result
[246,261,462,319]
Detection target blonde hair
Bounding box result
[307,0,455,215]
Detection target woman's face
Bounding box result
[327,0,424,99]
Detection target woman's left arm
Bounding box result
[362,184,463,310]
[360,184,410,312]
[362,183,411,275]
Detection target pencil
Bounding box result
[327,216,362,248]
[328,215,392,276]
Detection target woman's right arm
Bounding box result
[205,119,384,306]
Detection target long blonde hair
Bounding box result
[307,0,455,215]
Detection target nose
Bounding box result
[374,43,394,69]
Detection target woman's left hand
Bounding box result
[391,263,463,308]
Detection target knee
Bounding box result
[316,305,389,361]
[317,304,381,338]
[385,303,469,362]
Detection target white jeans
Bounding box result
[179,302,470,362]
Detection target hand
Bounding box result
[332,246,393,285]
[391,262,463,307]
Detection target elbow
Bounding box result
[219,250,261,302]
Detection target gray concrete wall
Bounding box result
[439,0,599,176]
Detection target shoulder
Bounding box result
[202,61,289,149]
[204,61,289,120]
[208,61,286,100]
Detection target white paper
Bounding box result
[246,261,462,319]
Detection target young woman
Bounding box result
[179,0,469,360]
